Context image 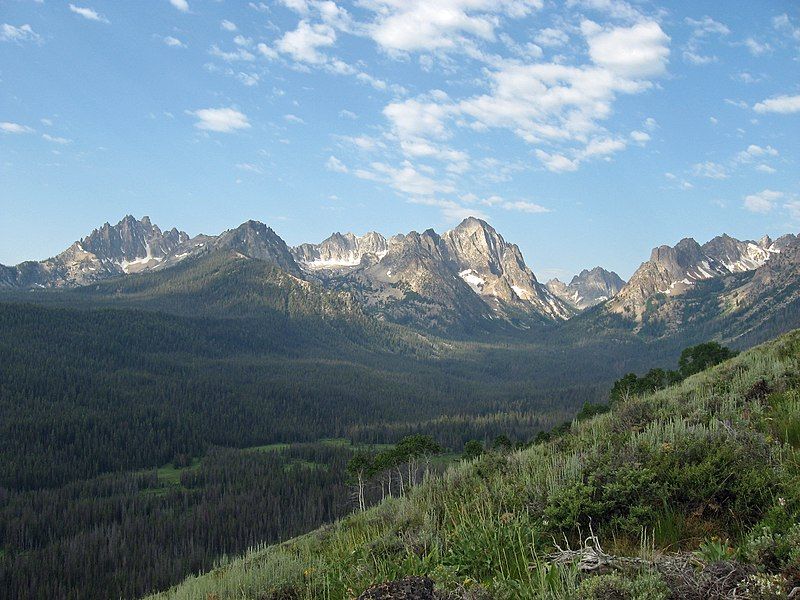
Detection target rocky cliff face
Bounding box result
[299,217,573,329]
[0,215,190,288]
[610,233,788,320]
[292,232,389,270]
[546,267,625,310]
[213,220,301,275]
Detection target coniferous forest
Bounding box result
[0,284,710,599]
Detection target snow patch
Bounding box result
[511,284,531,300]
[459,269,485,293]
[119,243,163,273]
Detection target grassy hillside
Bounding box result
[152,329,800,599]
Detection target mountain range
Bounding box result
[1,215,798,338]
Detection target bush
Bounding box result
[576,572,668,600]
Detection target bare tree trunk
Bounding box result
[396,466,405,496]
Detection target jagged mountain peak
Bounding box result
[546,266,625,310]
[214,220,300,275]
[610,232,787,320]
[291,229,389,270]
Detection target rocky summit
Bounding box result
[546,267,626,310]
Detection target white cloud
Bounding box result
[257,42,279,60]
[756,164,776,174]
[1,23,41,43]
[42,133,71,144]
[743,189,782,213]
[630,130,650,143]
[209,45,255,62]
[753,94,800,114]
[773,14,800,41]
[164,36,185,48]
[683,51,716,65]
[534,27,568,47]
[278,0,310,14]
[409,197,489,222]
[326,155,348,173]
[69,4,109,23]
[384,96,452,141]
[535,150,579,173]
[579,136,627,158]
[170,0,189,12]
[355,160,455,196]
[583,20,670,78]
[236,162,263,173]
[744,37,771,56]
[362,0,542,55]
[276,20,336,64]
[236,72,260,86]
[1,122,34,134]
[284,114,305,124]
[692,161,728,179]
[221,20,237,31]
[567,0,644,21]
[736,144,778,162]
[191,107,250,133]
[377,20,669,176]
[500,200,551,213]
[685,16,729,37]
[786,200,800,222]
[339,109,358,120]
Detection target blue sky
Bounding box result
[1,0,798,280]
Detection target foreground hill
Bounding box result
[152,329,800,599]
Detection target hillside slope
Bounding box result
[152,329,800,599]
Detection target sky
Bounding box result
[1,0,799,280]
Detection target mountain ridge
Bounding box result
[1,215,796,334]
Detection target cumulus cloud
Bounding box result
[753,94,800,114]
[69,4,109,23]
[583,20,670,78]
[191,107,250,133]
[500,200,551,214]
[535,150,579,173]
[236,163,263,174]
[355,160,455,196]
[534,27,568,47]
[164,36,185,48]
[743,189,782,213]
[42,133,71,144]
[326,155,348,173]
[685,16,730,37]
[736,144,778,163]
[276,20,336,64]
[209,45,255,62]
[773,13,800,41]
[1,122,34,134]
[170,0,189,12]
[744,37,771,56]
[1,23,41,43]
[692,161,728,179]
[221,20,237,31]
[363,0,542,55]
[409,197,489,222]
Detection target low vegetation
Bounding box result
[152,330,800,599]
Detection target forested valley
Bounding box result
[0,259,779,599]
